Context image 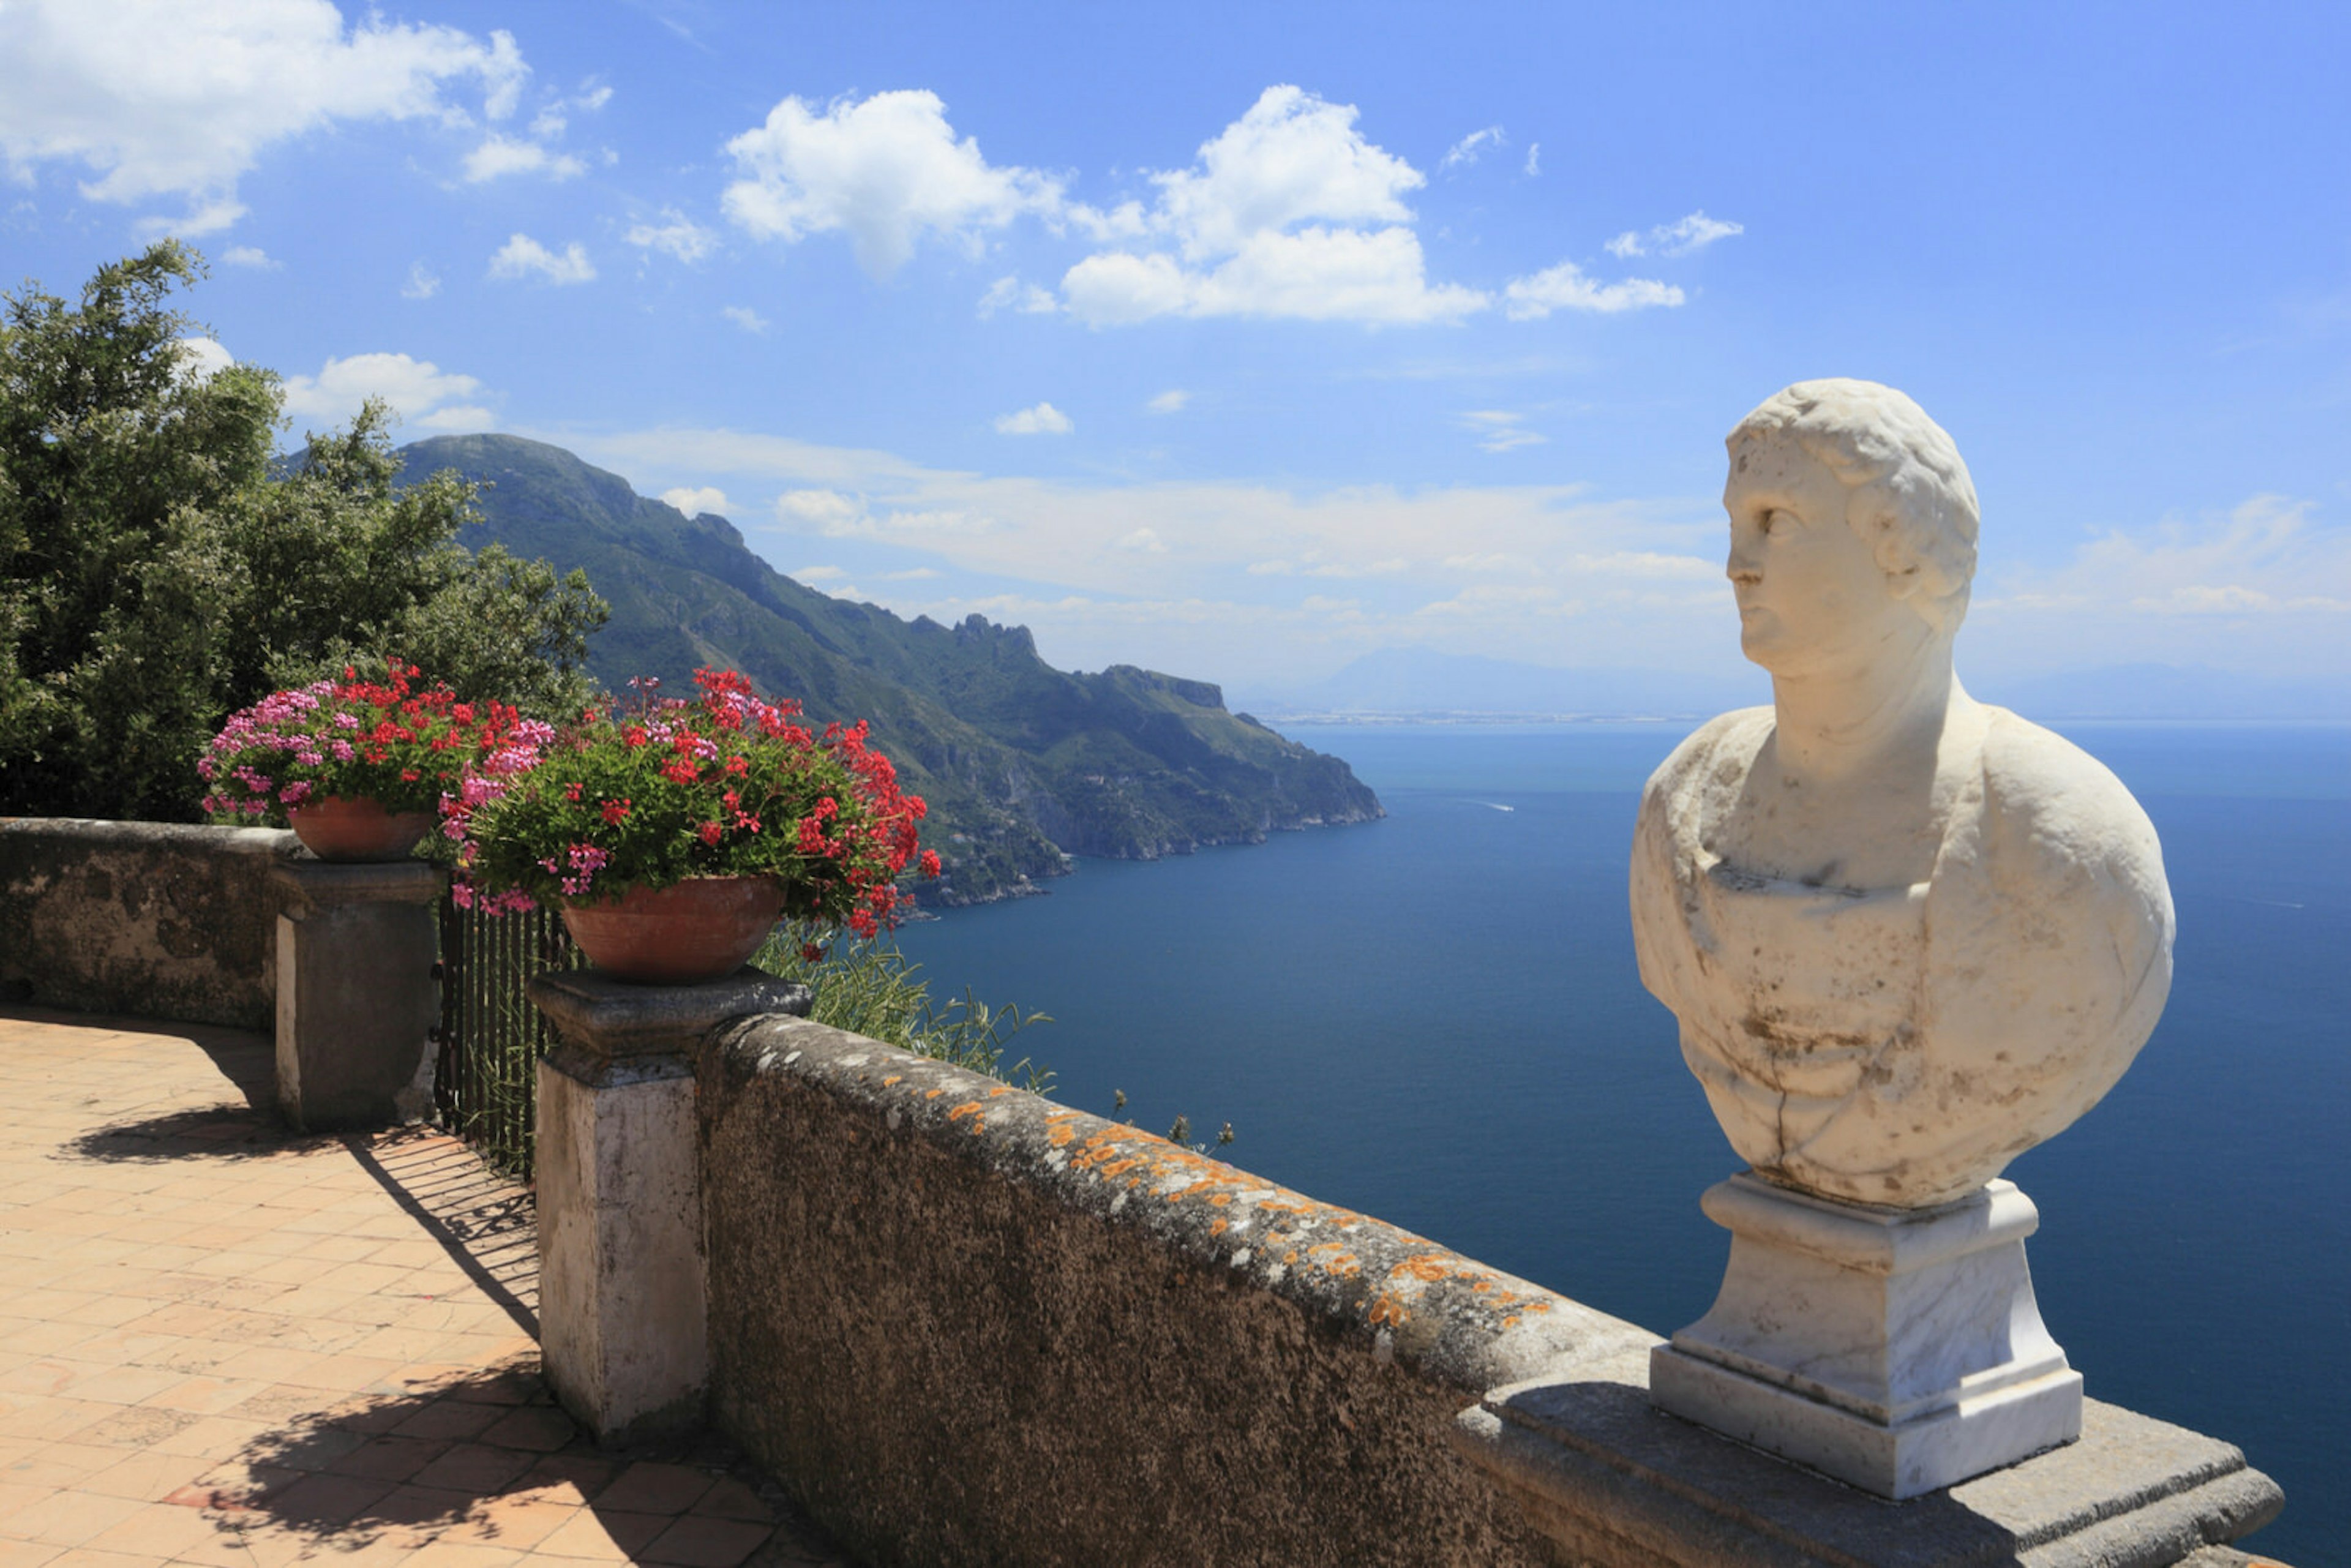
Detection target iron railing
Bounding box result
[432,899,582,1179]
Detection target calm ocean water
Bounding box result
[896,721,2349,1559]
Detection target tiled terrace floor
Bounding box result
[0,1009,855,1568]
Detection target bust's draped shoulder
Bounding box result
[1629,702,2174,1204]
[1920,707,2175,1140]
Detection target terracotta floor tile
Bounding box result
[389,1405,501,1444]
[590,1466,715,1519]
[323,1438,449,1487]
[689,1480,775,1525]
[37,1547,163,1568]
[639,1514,773,1568]
[406,1447,535,1498]
[261,1472,397,1529]
[358,1485,477,1534]
[0,1541,62,1568]
[536,1510,668,1559]
[78,1504,220,1561]
[8,1493,146,1550]
[427,1495,577,1551]
[503,1456,616,1506]
[72,1450,208,1504]
[471,1411,572,1457]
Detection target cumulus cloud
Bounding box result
[774,489,869,534]
[661,486,730,517]
[721,89,1062,275]
[1147,389,1189,414]
[462,133,583,182]
[626,209,718,263]
[1060,86,1485,328]
[1524,143,1540,178]
[721,304,770,334]
[489,233,594,284]
[174,336,234,381]
[979,276,1059,318]
[401,261,441,299]
[1502,261,1682,320]
[1118,527,1168,553]
[0,0,528,233]
[1605,210,1744,259]
[994,402,1073,436]
[1438,126,1504,172]
[281,350,492,432]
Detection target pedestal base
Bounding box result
[1651,1173,2081,1499]
[528,967,810,1444]
[269,860,443,1131]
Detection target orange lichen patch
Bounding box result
[1209,1219,1228,1236]
[947,1102,984,1122]
[1368,1294,1409,1327]
[1047,1123,1078,1147]
[1283,1250,1299,1265]
[986,1086,1011,1098]
[1208,1194,1232,1207]
[1392,1256,1453,1284]
[1502,1316,1520,1328]
[1471,1280,1493,1293]
[924,1089,944,1100]
[882,1075,902,1087]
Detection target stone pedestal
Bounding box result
[1650,1173,2080,1499]
[527,966,810,1444]
[268,858,444,1131]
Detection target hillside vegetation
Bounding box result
[397,433,1381,903]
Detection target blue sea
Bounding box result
[896,721,2349,1561]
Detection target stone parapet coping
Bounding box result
[711,1011,1657,1405]
[268,856,446,910]
[531,967,812,1062]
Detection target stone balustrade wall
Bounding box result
[0,817,299,1030]
[695,1011,1662,1568]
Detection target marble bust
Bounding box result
[1630,378,2174,1209]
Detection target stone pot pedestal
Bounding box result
[1650,1173,2081,1500]
[526,966,809,1445]
[269,858,444,1131]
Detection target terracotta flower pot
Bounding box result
[288,795,438,862]
[559,876,786,985]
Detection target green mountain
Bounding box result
[395,434,1382,905]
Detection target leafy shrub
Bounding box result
[753,928,1052,1094]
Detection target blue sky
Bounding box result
[3,1,2347,699]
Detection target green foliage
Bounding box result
[752,928,1054,1094]
[0,244,608,822]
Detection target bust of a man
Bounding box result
[1630,378,2173,1208]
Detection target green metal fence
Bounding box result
[432,899,582,1179]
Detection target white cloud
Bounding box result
[774,489,869,533]
[626,209,718,263]
[1118,527,1168,553]
[1463,410,1548,453]
[661,486,730,517]
[401,261,440,299]
[721,89,1062,276]
[281,350,492,432]
[721,304,770,334]
[1524,142,1540,178]
[1147,389,1189,414]
[979,276,1060,317]
[488,233,594,284]
[1062,86,1486,328]
[994,402,1074,436]
[1605,209,1744,259]
[222,245,280,269]
[0,0,528,234]
[174,336,234,381]
[1989,496,2351,619]
[792,564,847,582]
[1438,126,1504,172]
[1502,261,1683,320]
[462,133,583,182]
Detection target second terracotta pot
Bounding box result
[559,876,785,985]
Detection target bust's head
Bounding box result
[1723,381,1979,670]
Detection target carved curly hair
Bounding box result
[1727,378,1980,632]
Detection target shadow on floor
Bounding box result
[174,1359,857,1566]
